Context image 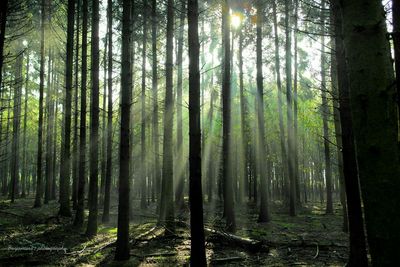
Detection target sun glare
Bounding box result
[231,13,242,29]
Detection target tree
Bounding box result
[393,0,400,112]
[341,0,400,265]
[102,0,113,223]
[59,0,75,217]
[256,0,270,223]
[21,51,29,198]
[319,0,333,215]
[86,0,100,237]
[74,0,88,228]
[115,0,132,260]
[151,0,160,204]
[187,0,206,264]
[285,0,296,216]
[222,0,235,233]
[34,0,47,208]
[10,47,23,203]
[159,0,175,234]
[140,0,148,210]
[0,0,9,98]
[331,1,368,262]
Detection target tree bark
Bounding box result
[222,0,235,233]
[58,0,75,217]
[86,0,100,237]
[341,0,400,265]
[188,0,207,264]
[74,0,88,228]
[115,0,132,260]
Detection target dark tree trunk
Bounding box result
[72,0,81,210]
[10,48,23,203]
[140,0,148,210]
[45,49,53,204]
[293,0,300,205]
[115,0,132,260]
[175,0,185,209]
[320,0,333,215]
[331,2,368,262]
[102,0,113,223]
[341,0,400,265]
[159,0,175,234]
[74,0,88,228]
[21,52,29,198]
[59,0,75,217]
[34,0,47,208]
[86,0,100,237]
[285,0,296,216]
[222,0,235,233]
[256,1,270,223]
[187,0,207,265]
[151,0,160,205]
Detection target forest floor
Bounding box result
[0,196,348,266]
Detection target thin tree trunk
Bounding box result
[45,48,53,204]
[72,0,81,210]
[159,0,175,234]
[74,0,88,228]
[320,0,333,215]
[0,0,8,97]
[34,0,47,208]
[175,0,185,208]
[393,0,400,113]
[86,0,100,237]
[102,0,113,223]
[293,0,300,205]
[285,0,296,216]
[21,52,29,198]
[59,0,75,217]
[256,1,270,223]
[10,48,23,203]
[140,0,148,210]
[222,0,235,233]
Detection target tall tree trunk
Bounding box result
[21,52,29,198]
[272,0,288,203]
[34,0,47,208]
[256,1,270,223]
[331,1,368,263]
[151,0,160,205]
[285,0,296,216]
[140,0,148,210]
[51,88,58,200]
[74,0,88,228]
[86,0,100,237]
[320,0,333,215]
[45,49,53,204]
[293,0,300,205]
[341,0,400,265]
[159,0,175,234]
[72,0,81,210]
[238,27,250,201]
[102,0,113,223]
[175,0,185,208]
[115,0,132,260]
[222,0,235,233]
[100,32,107,205]
[188,0,207,265]
[59,0,75,217]
[10,48,23,203]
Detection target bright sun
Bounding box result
[231,13,242,29]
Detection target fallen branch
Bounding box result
[205,227,264,252]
